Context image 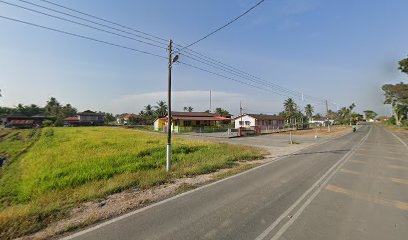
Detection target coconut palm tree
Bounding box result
[183,106,193,112]
[304,104,314,122]
[143,104,154,116]
[155,100,167,117]
[283,98,298,118]
[348,103,356,125]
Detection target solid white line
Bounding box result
[254,126,371,240]
[390,132,408,150]
[62,131,344,239]
[270,131,370,240]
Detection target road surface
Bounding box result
[63,125,408,240]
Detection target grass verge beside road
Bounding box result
[0,127,266,239]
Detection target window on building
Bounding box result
[245,121,250,125]
[239,121,244,126]
[184,121,191,126]
[196,120,200,125]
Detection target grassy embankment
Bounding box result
[0,127,266,239]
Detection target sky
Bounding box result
[0,0,407,116]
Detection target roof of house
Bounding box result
[9,120,34,125]
[77,110,104,116]
[158,115,231,121]
[63,117,80,121]
[234,114,285,121]
[171,111,220,117]
[376,116,390,120]
[31,114,50,119]
[118,113,140,119]
[5,113,31,119]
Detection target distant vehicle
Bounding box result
[352,125,357,132]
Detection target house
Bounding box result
[376,116,390,122]
[154,111,231,132]
[63,110,105,126]
[116,114,143,125]
[3,114,34,128]
[234,114,285,130]
[2,114,51,128]
[309,118,334,126]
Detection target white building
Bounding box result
[234,114,285,130]
[309,118,334,126]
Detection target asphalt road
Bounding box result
[63,125,408,240]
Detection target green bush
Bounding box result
[42,120,53,127]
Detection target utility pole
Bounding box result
[209,90,212,113]
[325,100,331,132]
[166,39,173,172]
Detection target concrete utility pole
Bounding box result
[209,90,212,113]
[166,39,173,172]
[325,100,331,132]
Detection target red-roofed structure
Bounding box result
[154,112,232,132]
[116,113,143,125]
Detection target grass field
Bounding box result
[0,127,265,239]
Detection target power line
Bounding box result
[4,0,330,104]
[1,0,167,49]
[178,61,295,98]
[15,0,168,47]
[37,0,168,42]
[173,45,320,101]
[180,52,306,100]
[181,52,304,97]
[179,0,266,51]
[19,0,327,104]
[0,15,167,59]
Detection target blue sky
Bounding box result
[0,0,407,116]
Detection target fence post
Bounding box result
[290,131,293,144]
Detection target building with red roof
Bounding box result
[154,111,231,132]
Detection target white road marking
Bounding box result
[254,126,372,240]
[384,128,408,150]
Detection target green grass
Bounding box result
[0,127,265,239]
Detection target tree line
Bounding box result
[381,56,408,126]
[278,97,365,127]
[0,96,115,127]
[137,101,230,125]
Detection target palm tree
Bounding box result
[183,106,193,112]
[155,100,167,117]
[338,107,350,125]
[304,104,314,122]
[348,103,356,125]
[143,104,154,116]
[283,98,298,118]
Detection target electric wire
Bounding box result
[3,0,330,105]
[180,53,306,101]
[20,0,327,104]
[15,0,168,47]
[179,51,313,100]
[0,15,167,59]
[179,0,265,51]
[178,61,297,99]
[37,0,168,42]
[1,0,167,49]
